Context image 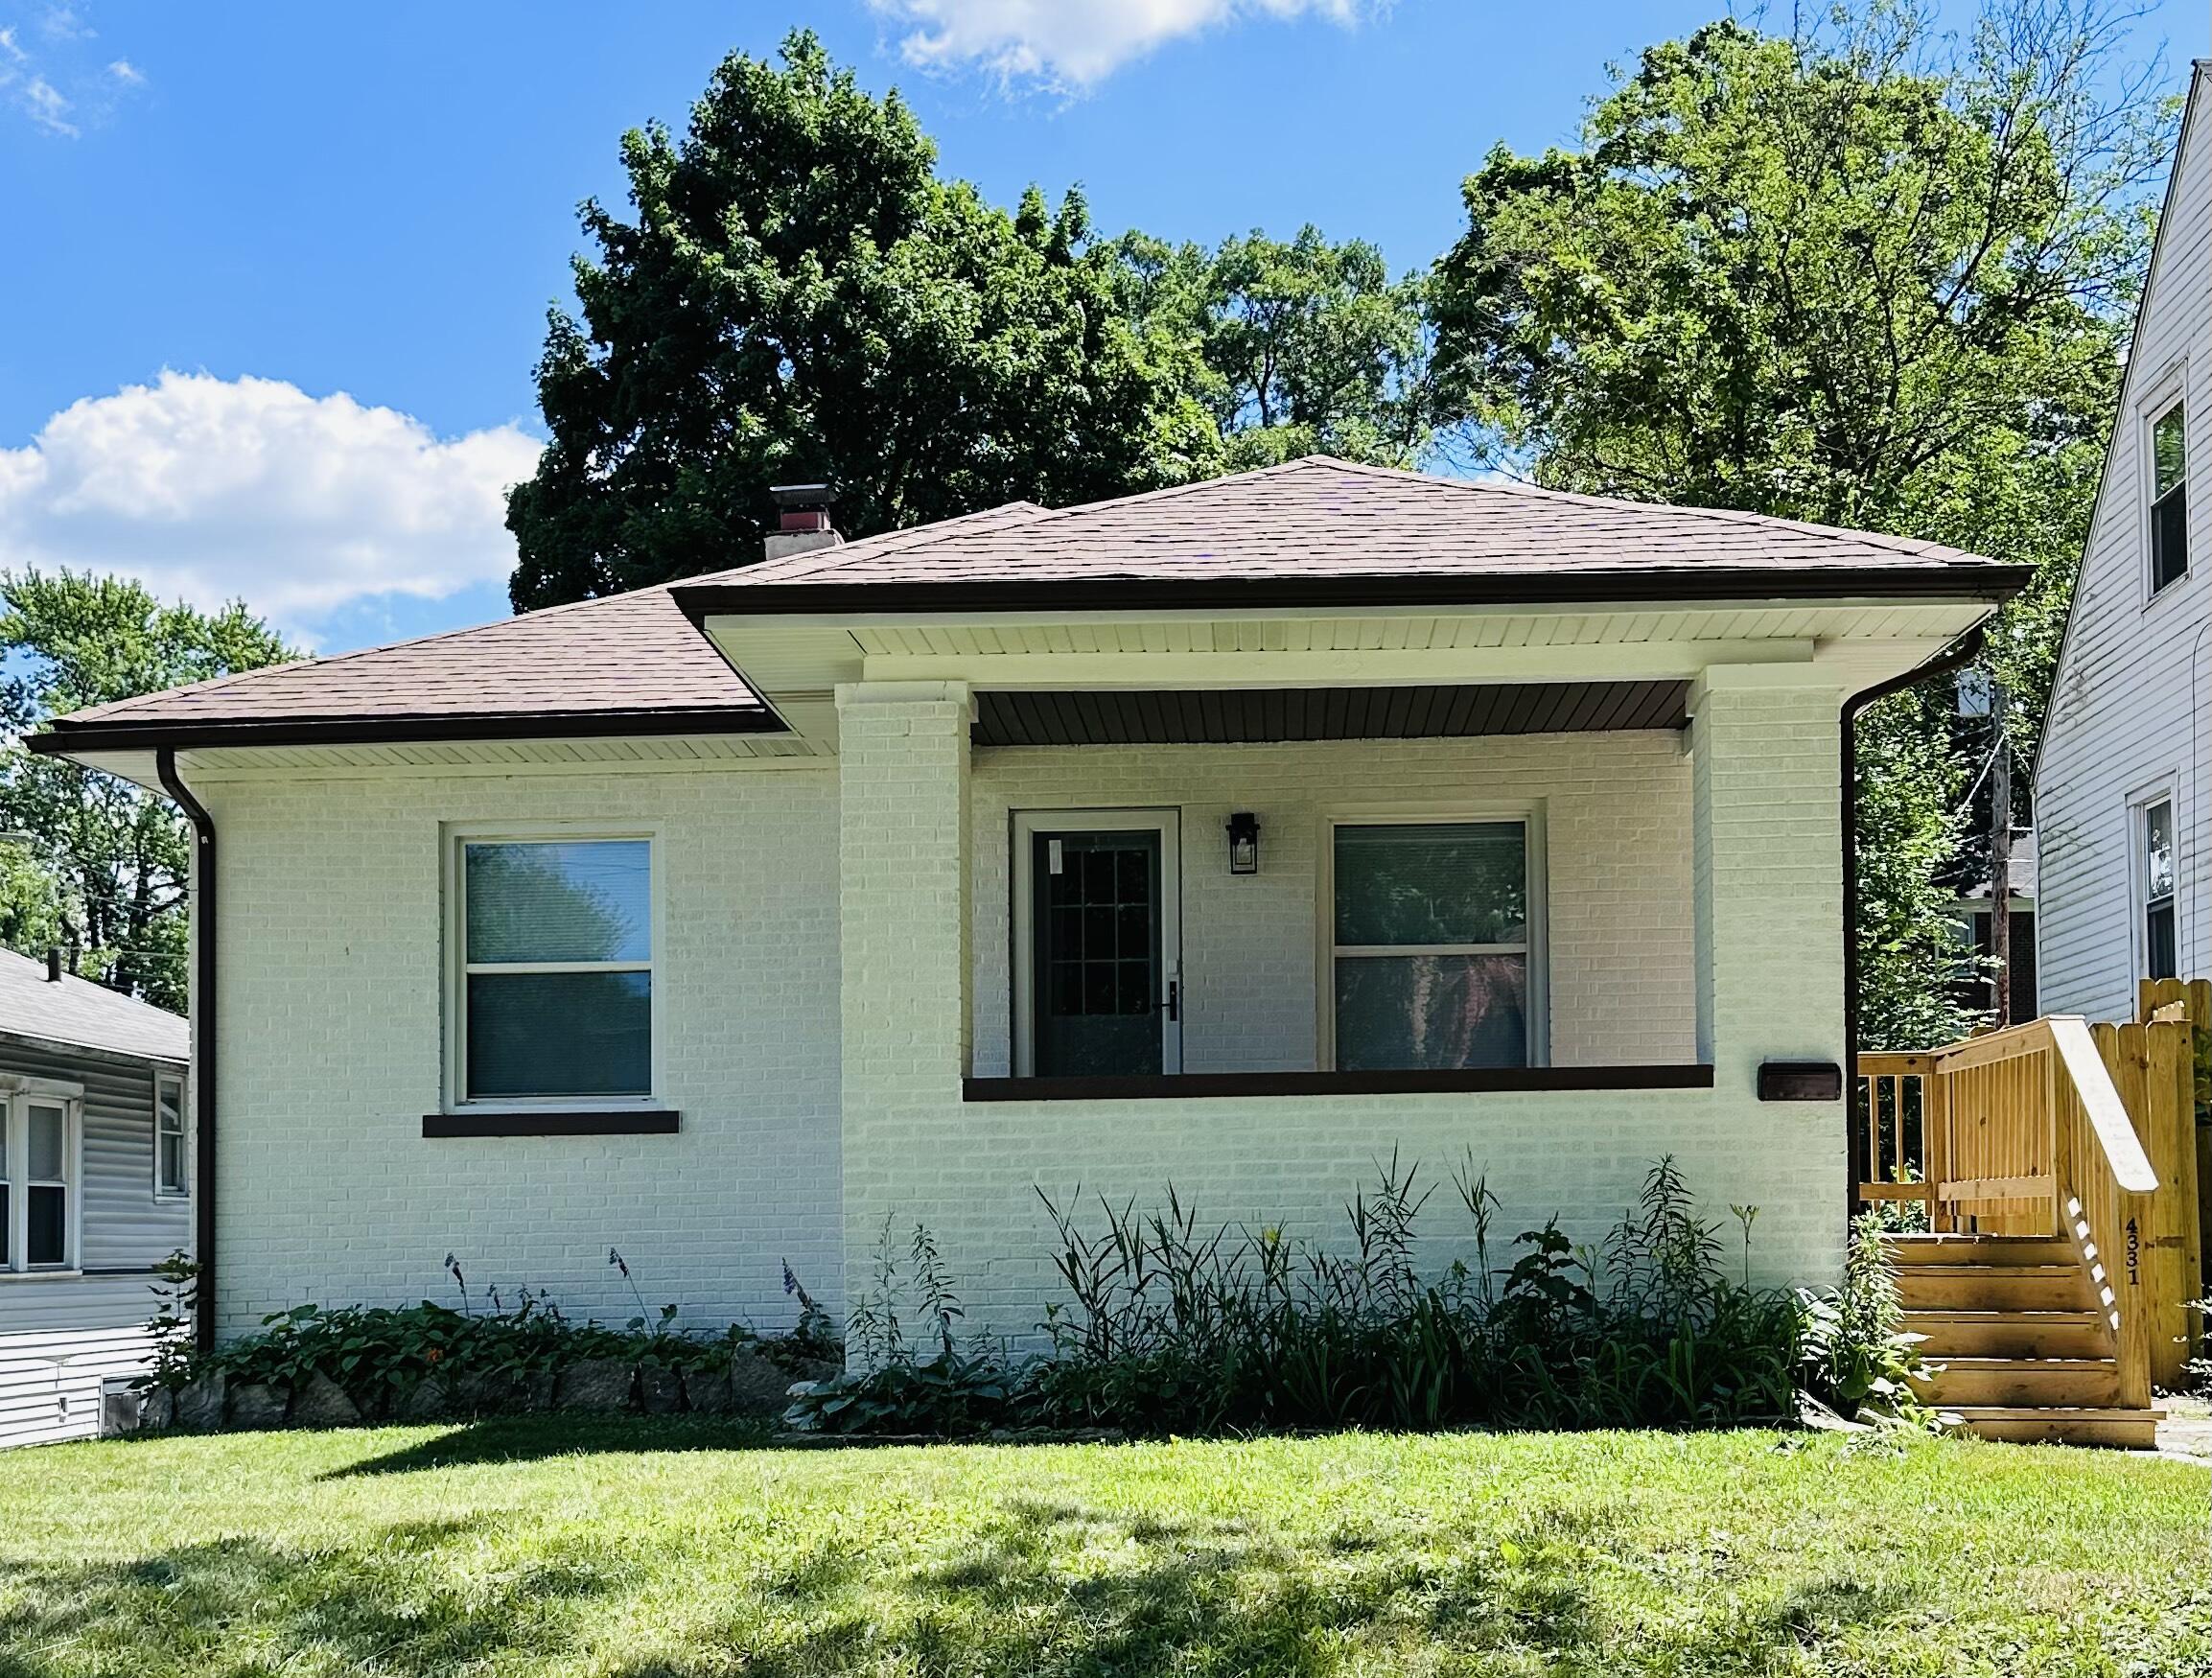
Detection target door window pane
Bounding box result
[1335,824,1526,945]
[466,841,650,964]
[1336,954,1529,1070]
[466,971,652,1098]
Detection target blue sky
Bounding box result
[0,1,2200,653]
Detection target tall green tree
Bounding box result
[1112,225,1433,470]
[506,30,1220,610]
[0,571,294,1009]
[1428,0,2173,1045]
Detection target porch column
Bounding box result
[1689,668,1849,1085]
[835,681,972,1335]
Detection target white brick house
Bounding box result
[35,458,2025,1346]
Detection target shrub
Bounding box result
[151,1255,840,1420]
[1795,1212,1941,1427]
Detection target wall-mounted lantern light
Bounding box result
[1226,811,1261,875]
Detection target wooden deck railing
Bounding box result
[1856,1010,2200,1398]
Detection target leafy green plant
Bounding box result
[1796,1213,1942,1428]
[147,1257,838,1417]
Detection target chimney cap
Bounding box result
[769,482,833,510]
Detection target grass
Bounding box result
[0,1420,2205,1677]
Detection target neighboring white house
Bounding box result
[2038,61,2212,1020]
[34,456,2024,1346]
[0,948,189,1447]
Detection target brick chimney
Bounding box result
[764,483,842,563]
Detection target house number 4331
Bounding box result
[2124,1217,2140,1288]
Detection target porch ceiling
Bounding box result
[971,681,1688,747]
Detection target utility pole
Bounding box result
[1990,680,2012,1029]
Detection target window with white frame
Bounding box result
[2141,798,2177,981]
[2,1095,78,1271]
[1330,820,1535,1070]
[2151,400,2188,593]
[154,1071,187,1199]
[451,836,654,1104]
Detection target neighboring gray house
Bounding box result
[2038,62,2211,1016]
[0,949,189,1448]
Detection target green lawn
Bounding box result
[0,1422,2204,1677]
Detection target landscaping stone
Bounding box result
[226,1384,291,1431]
[515,1370,556,1412]
[684,1367,735,1414]
[140,1386,175,1431]
[401,1377,452,1422]
[553,1360,635,1411]
[174,1373,225,1432]
[448,1370,519,1414]
[725,1349,801,1414]
[291,1372,361,1429]
[638,1364,686,1415]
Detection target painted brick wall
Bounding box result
[201,762,843,1338]
[969,731,1698,1076]
[845,684,1849,1347]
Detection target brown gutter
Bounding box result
[673,565,2035,621]
[1839,625,1989,1219]
[154,747,220,1354]
[29,704,782,757]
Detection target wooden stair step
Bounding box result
[1900,1309,2110,1360]
[1894,1264,2094,1312]
[1944,1406,2163,1449]
[1913,1357,2121,1409]
[1884,1235,2079,1268]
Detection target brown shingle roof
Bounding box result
[684,456,2021,609]
[35,458,2023,750]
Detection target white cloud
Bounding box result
[0,2,140,133]
[870,0,1368,88]
[0,373,544,635]
[18,72,71,133]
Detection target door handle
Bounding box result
[1158,979,1179,1022]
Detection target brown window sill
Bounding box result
[423,1110,680,1137]
[962,1066,1714,1103]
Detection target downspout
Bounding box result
[154,747,217,1354]
[1839,625,1987,1217]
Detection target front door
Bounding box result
[1014,810,1181,1077]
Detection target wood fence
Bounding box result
[1857,995,2205,1398]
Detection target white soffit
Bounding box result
[702,599,1992,751]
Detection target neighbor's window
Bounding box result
[2,1096,77,1271]
[154,1072,187,1199]
[2142,799,2177,981]
[1332,821,1532,1070]
[454,837,653,1103]
[2152,401,2188,593]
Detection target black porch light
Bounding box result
[1226,811,1261,875]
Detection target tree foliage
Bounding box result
[0,571,294,1008]
[505,30,1221,610]
[1429,0,2174,1044]
[1112,225,1433,470]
